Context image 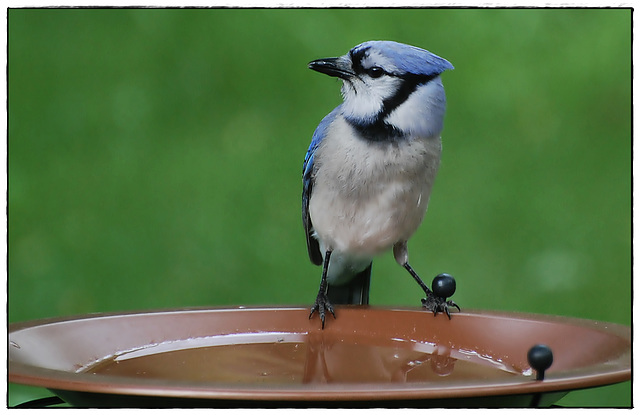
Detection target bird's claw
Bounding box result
[421,293,460,320]
[309,293,336,329]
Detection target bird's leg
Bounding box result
[403,262,460,319]
[309,250,336,328]
[403,262,431,294]
[394,242,458,318]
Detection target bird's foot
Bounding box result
[421,273,460,319]
[309,292,336,329]
[421,294,460,319]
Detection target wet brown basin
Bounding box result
[8,306,631,407]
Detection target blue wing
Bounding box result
[302,105,341,265]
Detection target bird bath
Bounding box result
[8,306,630,407]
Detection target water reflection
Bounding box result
[302,332,457,384]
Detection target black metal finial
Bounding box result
[527,344,553,381]
[432,273,456,298]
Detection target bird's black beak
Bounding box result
[308,57,354,80]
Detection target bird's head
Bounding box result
[309,40,454,138]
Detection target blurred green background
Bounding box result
[8,8,631,407]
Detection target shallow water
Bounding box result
[85,332,523,385]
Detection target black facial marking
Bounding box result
[380,73,439,119]
[349,46,369,74]
[347,72,439,142]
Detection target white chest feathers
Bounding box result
[309,116,442,256]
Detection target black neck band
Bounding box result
[347,73,439,142]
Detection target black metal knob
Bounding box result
[432,273,456,298]
[528,344,553,381]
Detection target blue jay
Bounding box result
[303,40,457,328]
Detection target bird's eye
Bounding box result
[367,66,385,78]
